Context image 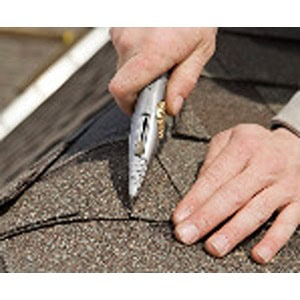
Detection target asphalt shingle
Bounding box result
[0,219,299,272]
[0,140,131,239]
[0,42,117,188]
[157,138,208,197]
[222,28,300,42]
[0,29,299,272]
[187,78,274,136]
[214,32,300,87]
[0,35,63,111]
[172,101,211,141]
[255,85,297,114]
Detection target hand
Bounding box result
[109,27,217,115]
[173,124,300,264]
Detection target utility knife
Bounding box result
[129,74,168,199]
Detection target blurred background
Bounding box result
[0,27,90,111]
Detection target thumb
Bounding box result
[165,47,207,116]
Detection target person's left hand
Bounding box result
[172,124,300,264]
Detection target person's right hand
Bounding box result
[109,28,217,115]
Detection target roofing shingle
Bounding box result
[213,32,300,87]
[187,78,274,136]
[0,219,299,272]
[0,42,117,188]
[0,29,299,272]
[222,28,300,42]
[0,34,62,111]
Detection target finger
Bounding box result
[109,51,176,115]
[204,185,287,257]
[199,129,233,176]
[175,163,276,245]
[251,203,300,264]
[116,50,138,70]
[173,135,250,225]
[166,47,208,116]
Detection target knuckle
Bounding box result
[184,75,198,90]
[198,33,216,61]
[202,168,219,186]
[109,27,118,40]
[232,125,265,157]
[266,156,285,176]
[108,78,126,99]
[195,215,210,232]
[118,38,132,53]
[210,130,229,146]
[207,138,218,152]
[281,176,299,199]
[112,31,133,53]
[257,152,286,182]
[206,41,216,59]
[233,124,265,137]
[250,198,272,225]
[141,50,174,76]
[215,186,238,206]
[234,137,254,158]
[138,52,160,73]
[219,184,245,208]
[108,79,119,96]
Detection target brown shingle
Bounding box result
[214,32,300,87]
[221,28,300,42]
[0,30,299,272]
[0,42,117,188]
[0,219,299,272]
[255,85,297,114]
[188,78,274,136]
[0,35,63,111]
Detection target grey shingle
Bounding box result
[188,78,274,136]
[221,28,300,42]
[0,34,63,111]
[214,32,300,87]
[172,100,211,141]
[0,31,299,272]
[0,42,117,188]
[130,156,181,221]
[255,85,297,114]
[157,138,208,196]
[0,219,298,272]
[0,140,131,238]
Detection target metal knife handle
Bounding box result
[131,74,168,157]
[128,74,168,198]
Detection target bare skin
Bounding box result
[109,27,217,115]
[173,125,300,264]
[109,28,300,264]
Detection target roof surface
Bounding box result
[0,28,87,111]
[0,28,299,272]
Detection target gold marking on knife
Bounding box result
[157,101,166,140]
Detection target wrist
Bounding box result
[271,91,300,138]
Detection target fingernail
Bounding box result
[175,222,199,245]
[256,246,273,264]
[210,234,230,256]
[173,207,192,224]
[172,95,184,115]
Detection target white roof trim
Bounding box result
[0,27,111,141]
